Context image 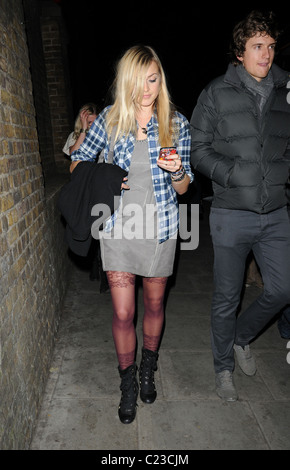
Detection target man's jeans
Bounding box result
[209,206,290,373]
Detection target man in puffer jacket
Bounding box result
[190,10,290,401]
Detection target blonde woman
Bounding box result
[70,45,193,424]
[63,103,109,290]
[63,103,99,156]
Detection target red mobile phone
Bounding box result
[158,147,177,161]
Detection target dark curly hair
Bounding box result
[230,10,281,65]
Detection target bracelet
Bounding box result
[171,166,186,182]
[80,128,88,134]
[171,166,184,177]
[171,174,186,183]
[172,176,186,184]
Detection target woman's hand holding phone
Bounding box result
[157,147,182,173]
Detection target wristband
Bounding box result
[171,166,186,182]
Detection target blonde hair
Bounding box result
[106,45,175,147]
[73,103,99,139]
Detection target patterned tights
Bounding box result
[106,271,167,370]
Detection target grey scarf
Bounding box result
[236,65,274,112]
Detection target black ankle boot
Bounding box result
[118,363,138,424]
[139,348,158,404]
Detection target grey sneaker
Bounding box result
[215,370,238,402]
[234,344,256,376]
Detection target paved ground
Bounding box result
[30,202,290,451]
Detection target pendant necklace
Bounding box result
[137,121,148,135]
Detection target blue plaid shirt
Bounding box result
[71,106,193,243]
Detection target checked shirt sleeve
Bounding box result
[175,113,193,183]
[71,109,108,162]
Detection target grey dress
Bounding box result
[100,139,177,277]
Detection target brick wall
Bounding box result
[0,0,71,449]
[40,1,73,173]
[22,0,56,179]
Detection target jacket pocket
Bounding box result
[267,159,290,185]
[228,160,260,188]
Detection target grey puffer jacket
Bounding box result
[190,63,290,213]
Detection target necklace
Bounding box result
[137,121,148,135]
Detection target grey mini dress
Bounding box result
[100,139,177,277]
